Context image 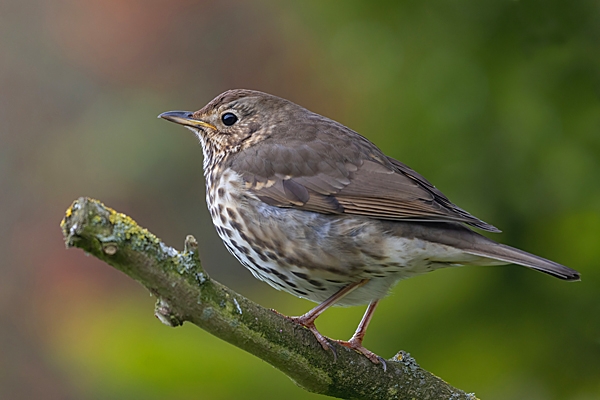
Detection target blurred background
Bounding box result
[1,0,599,399]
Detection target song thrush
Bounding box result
[159,89,579,367]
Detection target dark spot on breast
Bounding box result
[292,271,309,280]
[230,220,243,232]
[231,240,250,255]
[251,236,269,250]
[219,212,226,224]
[293,289,308,296]
[217,187,225,197]
[270,280,284,288]
[254,263,269,273]
[265,251,277,260]
[226,207,237,221]
[325,279,343,284]
[283,257,303,267]
[308,279,323,287]
[267,268,298,289]
[363,268,387,278]
[285,280,297,288]
[268,268,286,279]
[238,230,250,243]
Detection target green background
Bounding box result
[1,1,599,399]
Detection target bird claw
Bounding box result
[335,339,387,372]
[289,315,337,362]
[377,356,387,372]
[285,313,384,368]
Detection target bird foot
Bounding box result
[288,315,337,361]
[335,338,387,371]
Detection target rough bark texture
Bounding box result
[60,197,478,400]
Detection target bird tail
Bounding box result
[464,241,580,281]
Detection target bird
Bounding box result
[159,89,580,366]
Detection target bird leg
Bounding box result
[335,299,386,370]
[288,279,369,356]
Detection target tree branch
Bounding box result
[60,197,477,400]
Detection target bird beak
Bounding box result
[158,111,217,130]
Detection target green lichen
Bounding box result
[107,209,160,247]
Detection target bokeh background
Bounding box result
[1,0,599,399]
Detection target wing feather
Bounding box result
[227,117,499,232]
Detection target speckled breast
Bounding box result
[202,168,425,306]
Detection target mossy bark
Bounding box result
[61,197,478,400]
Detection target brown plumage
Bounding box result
[160,89,579,367]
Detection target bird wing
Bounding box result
[227,118,500,232]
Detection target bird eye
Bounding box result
[221,112,238,126]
